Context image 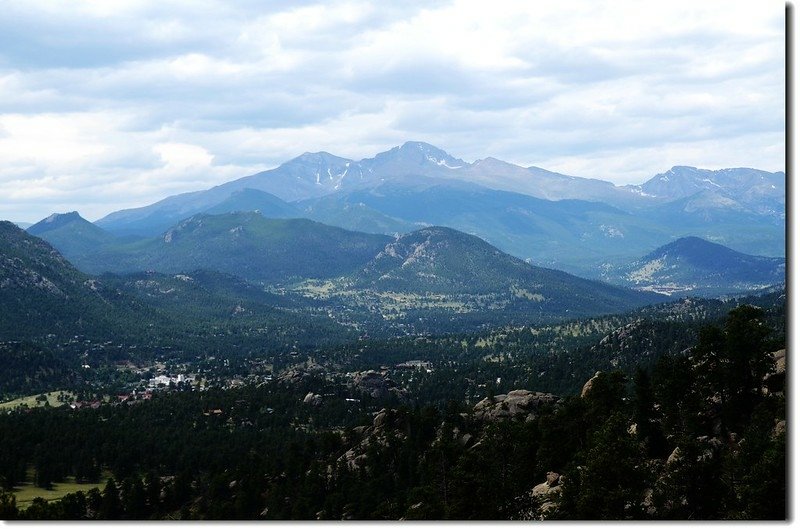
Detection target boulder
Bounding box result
[642,488,656,516]
[303,392,323,406]
[457,433,474,448]
[581,371,602,398]
[531,482,551,497]
[373,408,390,429]
[772,349,786,375]
[337,408,407,472]
[666,446,682,466]
[773,419,786,437]
[530,471,564,519]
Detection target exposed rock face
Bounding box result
[338,408,406,471]
[276,369,309,384]
[763,349,786,395]
[581,371,602,398]
[666,446,682,466]
[303,392,322,406]
[351,370,409,401]
[473,389,557,422]
[457,432,474,448]
[530,471,564,519]
[772,349,786,375]
[773,419,786,437]
[667,436,724,468]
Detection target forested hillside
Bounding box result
[0,299,785,520]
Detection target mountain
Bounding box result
[203,188,301,217]
[629,166,785,217]
[299,194,416,235]
[639,191,785,258]
[94,141,644,237]
[229,151,356,201]
[100,269,298,320]
[0,220,360,349]
[600,236,785,296]
[27,211,118,257]
[352,226,663,314]
[94,187,301,238]
[232,142,467,201]
[453,156,638,206]
[93,143,784,271]
[93,142,462,236]
[78,212,393,283]
[358,141,467,176]
[301,182,670,273]
[0,221,131,338]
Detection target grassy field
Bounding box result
[12,474,108,510]
[0,390,76,411]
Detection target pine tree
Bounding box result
[100,478,121,519]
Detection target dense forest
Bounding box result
[0,302,785,520]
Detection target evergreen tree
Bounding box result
[100,478,121,519]
[0,491,18,520]
[563,412,648,519]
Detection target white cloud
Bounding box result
[153,142,214,169]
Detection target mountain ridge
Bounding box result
[33,141,782,276]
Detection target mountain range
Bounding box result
[33,211,391,283]
[17,140,786,300]
[87,141,783,274]
[5,215,668,336]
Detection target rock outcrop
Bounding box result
[772,349,786,375]
[473,389,557,422]
[303,392,322,406]
[338,408,406,471]
[773,419,786,437]
[530,471,563,519]
[581,371,602,398]
[351,370,409,401]
[276,368,309,385]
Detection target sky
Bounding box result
[0,0,786,223]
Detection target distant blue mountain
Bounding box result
[599,236,785,297]
[83,142,784,273]
[28,212,118,255]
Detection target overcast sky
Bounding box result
[0,0,786,222]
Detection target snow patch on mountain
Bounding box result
[426,154,462,169]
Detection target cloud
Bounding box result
[0,0,785,222]
[153,142,214,169]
